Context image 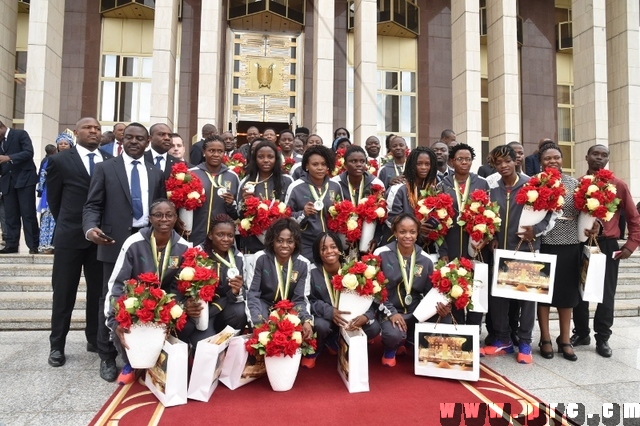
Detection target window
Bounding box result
[13,51,27,129]
[557,84,574,175]
[99,55,152,128]
[481,77,489,164]
[376,70,417,148]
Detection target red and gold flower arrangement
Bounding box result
[327,200,361,243]
[331,148,347,177]
[223,153,247,180]
[430,257,474,310]
[367,158,379,176]
[176,247,219,302]
[331,254,389,302]
[113,272,187,331]
[457,189,502,243]
[357,184,388,225]
[165,162,206,211]
[239,196,292,238]
[574,169,620,221]
[282,156,296,174]
[245,300,317,357]
[515,167,566,211]
[414,190,455,246]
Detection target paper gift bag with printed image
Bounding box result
[579,245,606,303]
[219,334,266,390]
[469,261,489,313]
[337,327,369,393]
[187,326,240,402]
[145,335,188,407]
[491,249,556,304]
[414,322,479,382]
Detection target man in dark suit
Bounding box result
[189,123,217,165]
[46,117,112,367]
[99,122,125,157]
[83,122,165,382]
[0,121,39,254]
[144,123,180,180]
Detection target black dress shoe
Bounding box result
[538,340,554,359]
[596,341,612,358]
[48,350,66,367]
[29,249,39,254]
[556,337,577,361]
[86,342,98,353]
[0,246,18,254]
[570,333,591,346]
[100,359,118,382]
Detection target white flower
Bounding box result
[278,203,287,214]
[269,311,279,321]
[258,331,270,346]
[187,191,200,199]
[470,202,481,213]
[179,267,195,281]
[286,314,301,326]
[123,297,138,310]
[440,266,451,275]
[493,217,502,225]
[240,218,252,231]
[166,191,172,199]
[364,265,377,279]
[583,175,595,181]
[292,331,302,344]
[446,217,453,227]
[553,179,561,188]
[175,172,186,181]
[346,219,358,231]
[557,195,565,206]
[436,208,448,219]
[373,282,381,293]
[328,206,337,216]
[526,190,539,203]
[483,210,496,219]
[586,198,600,211]
[457,268,468,277]
[419,205,429,215]
[258,203,269,210]
[450,285,464,299]
[342,273,359,290]
[170,304,183,319]
[608,184,617,195]
[473,223,487,234]
[604,211,615,222]
[375,207,386,218]
[586,185,599,196]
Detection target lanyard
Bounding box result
[150,233,172,283]
[347,177,365,204]
[205,171,224,234]
[394,162,404,177]
[248,173,273,198]
[396,247,415,301]
[274,257,293,301]
[323,267,339,307]
[454,176,471,211]
[213,249,236,270]
[309,183,329,203]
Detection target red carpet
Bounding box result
[91,342,577,426]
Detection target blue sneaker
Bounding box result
[117,363,135,385]
[382,348,397,367]
[480,340,514,357]
[517,342,532,364]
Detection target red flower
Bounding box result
[149,286,164,300]
[138,272,160,285]
[142,299,157,311]
[198,284,216,302]
[277,319,295,335]
[273,299,295,311]
[166,163,206,210]
[515,168,565,211]
[136,308,154,323]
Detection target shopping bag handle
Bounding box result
[431,314,459,331]
[514,238,535,256]
[587,235,602,253]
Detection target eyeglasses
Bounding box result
[454,157,473,164]
[150,212,177,219]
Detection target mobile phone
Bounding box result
[98,232,115,242]
[425,217,440,228]
[612,250,621,259]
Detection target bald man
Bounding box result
[189,123,218,165]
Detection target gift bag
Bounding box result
[337,328,369,393]
[579,245,606,303]
[219,335,266,390]
[470,261,489,313]
[414,322,479,381]
[187,326,239,402]
[145,335,188,407]
[492,249,556,303]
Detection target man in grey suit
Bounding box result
[83,122,166,382]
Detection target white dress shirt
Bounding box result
[122,152,150,228]
[113,140,123,156]
[76,144,104,176]
[149,148,168,172]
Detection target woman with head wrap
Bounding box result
[37,133,74,253]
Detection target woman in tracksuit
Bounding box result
[481,145,553,364]
[285,145,343,260]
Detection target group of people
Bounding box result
[1,117,637,387]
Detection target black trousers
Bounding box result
[573,238,620,342]
[97,261,118,361]
[2,184,39,249]
[49,245,103,351]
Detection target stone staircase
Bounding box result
[2,247,640,330]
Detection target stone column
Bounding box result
[150,0,180,128]
[312,0,334,145]
[605,0,640,197]
[353,0,377,146]
[0,1,18,124]
[451,0,482,157]
[197,0,222,131]
[486,0,520,148]
[572,0,608,170]
[24,0,65,161]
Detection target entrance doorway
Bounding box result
[236,121,291,148]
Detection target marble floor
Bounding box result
[0,317,639,426]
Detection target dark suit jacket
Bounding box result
[524,153,540,176]
[82,155,166,263]
[0,128,39,194]
[143,150,180,181]
[477,163,496,178]
[189,139,205,165]
[47,147,113,249]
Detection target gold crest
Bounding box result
[291,270,299,283]
[414,265,423,277]
[169,256,180,269]
[255,63,275,89]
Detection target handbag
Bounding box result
[337,328,369,393]
[579,238,606,303]
[470,260,489,313]
[144,335,188,407]
[219,335,266,390]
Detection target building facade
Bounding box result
[1,0,639,195]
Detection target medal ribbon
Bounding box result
[394,162,405,177]
[323,267,339,307]
[347,177,365,204]
[150,233,172,282]
[275,258,293,301]
[205,171,224,234]
[213,249,236,270]
[396,247,415,303]
[308,183,329,205]
[454,176,471,213]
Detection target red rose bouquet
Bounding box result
[245,300,317,357]
[515,167,566,211]
[414,189,455,246]
[331,254,388,302]
[574,169,620,221]
[223,153,247,179]
[239,197,292,239]
[327,200,361,243]
[367,158,379,176]
[355,184,387,252]
[332,148,347,176]
[176,247,219,302]
[457,189,502,244]
[113,272,187,332]
[430,257,474,310]
[282,156,296,174]
[165,162,206,211]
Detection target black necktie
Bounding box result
[87,153,96,176]
[0,136,5,153]
[131,160,143,220]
